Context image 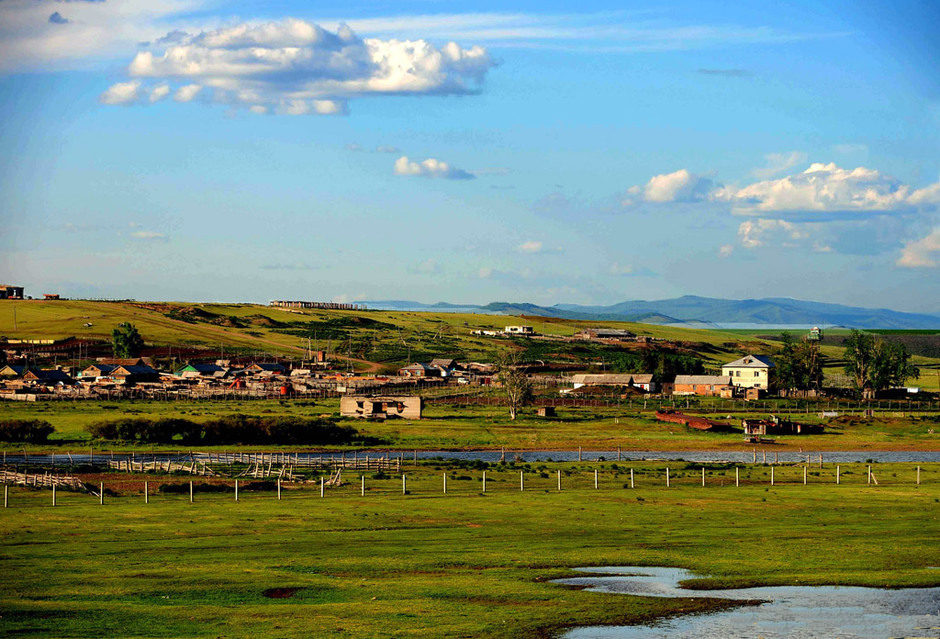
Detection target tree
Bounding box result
[497,354,534,420]
[775,332,823,394]
[843,329,918,399]
[112,322,145,358]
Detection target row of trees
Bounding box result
[87,415,364,445]
[775,330,918,398]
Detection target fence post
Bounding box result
[837,465,840,485]
[917,466,921,485]
[630,468,634,489]
[594,469,598,489]
[482,471,486,493]
[100,483,104,505]
[618,446,621,462]
[701,468,705,487]
[145,481,149,504]
[666,468,670,488]
[557,470,561,491]
[771,467,774,486]
[320,477,325,498]
[578,447,582,462]
[868,465,872,485]
[443,473,447,494]
[735,467,739,487]
[190,481,193,503]
[520,471,524,492]
[4,485,7,508]
[235,480,239,502]
[360,476,364,496]
[402,474,407,495]
[52,485,56,507]
[803,466,807,485]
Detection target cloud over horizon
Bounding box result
[394,156,474,179]
[99,19,495,115]
[897,228,940,268]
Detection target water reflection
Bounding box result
[558,566,940,639]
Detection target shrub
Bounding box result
[86,414,362,446]
[0,420,55,443]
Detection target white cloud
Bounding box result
[751,151,807,179]
[174,84,202,102]
[737,219,807,248]
[0,6,842,75]
[332,12,842,53]
[719,244,734,257]
[724,163,939,218]
[376,145,400,153]
[897,228,940,268]
[149,84,170,103]
[394,155,474,180]
[0,0,207,74]
[277,99,347,116]
[609,262,633,275]
[130,230,168,241]
[517,240,543,253]
[103,19,495,116]
[642,169,712,203]
[99,80,141,104]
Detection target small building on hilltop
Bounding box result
[721,355,775,390]
[0,285,24,300]
[573,328,636,342]
[504,325,534,335]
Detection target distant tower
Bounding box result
[808,326,822,341]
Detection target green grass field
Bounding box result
[3,398,939,451]
[1,461,938,638]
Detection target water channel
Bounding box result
[4,449,940,466]
[557,566,940,639]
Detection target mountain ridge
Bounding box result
[359,295,940,329]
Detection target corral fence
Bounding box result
[428,394,940,415]
[0,461,935,510]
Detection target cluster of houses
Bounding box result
[0,355,499,400]
[0,358,297,397]
[562,355,776,398]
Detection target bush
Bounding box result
[0,420,55,443]
[86,414,361,446]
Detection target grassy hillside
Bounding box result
[4,300,938,389]
[1,300,771,370]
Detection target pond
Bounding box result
[556,566,940,638]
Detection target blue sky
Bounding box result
[1,0,938,312]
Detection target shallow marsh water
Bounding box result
[557,566,940,639]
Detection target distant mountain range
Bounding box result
[359,296,940,329]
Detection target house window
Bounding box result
[754,371,759,377]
